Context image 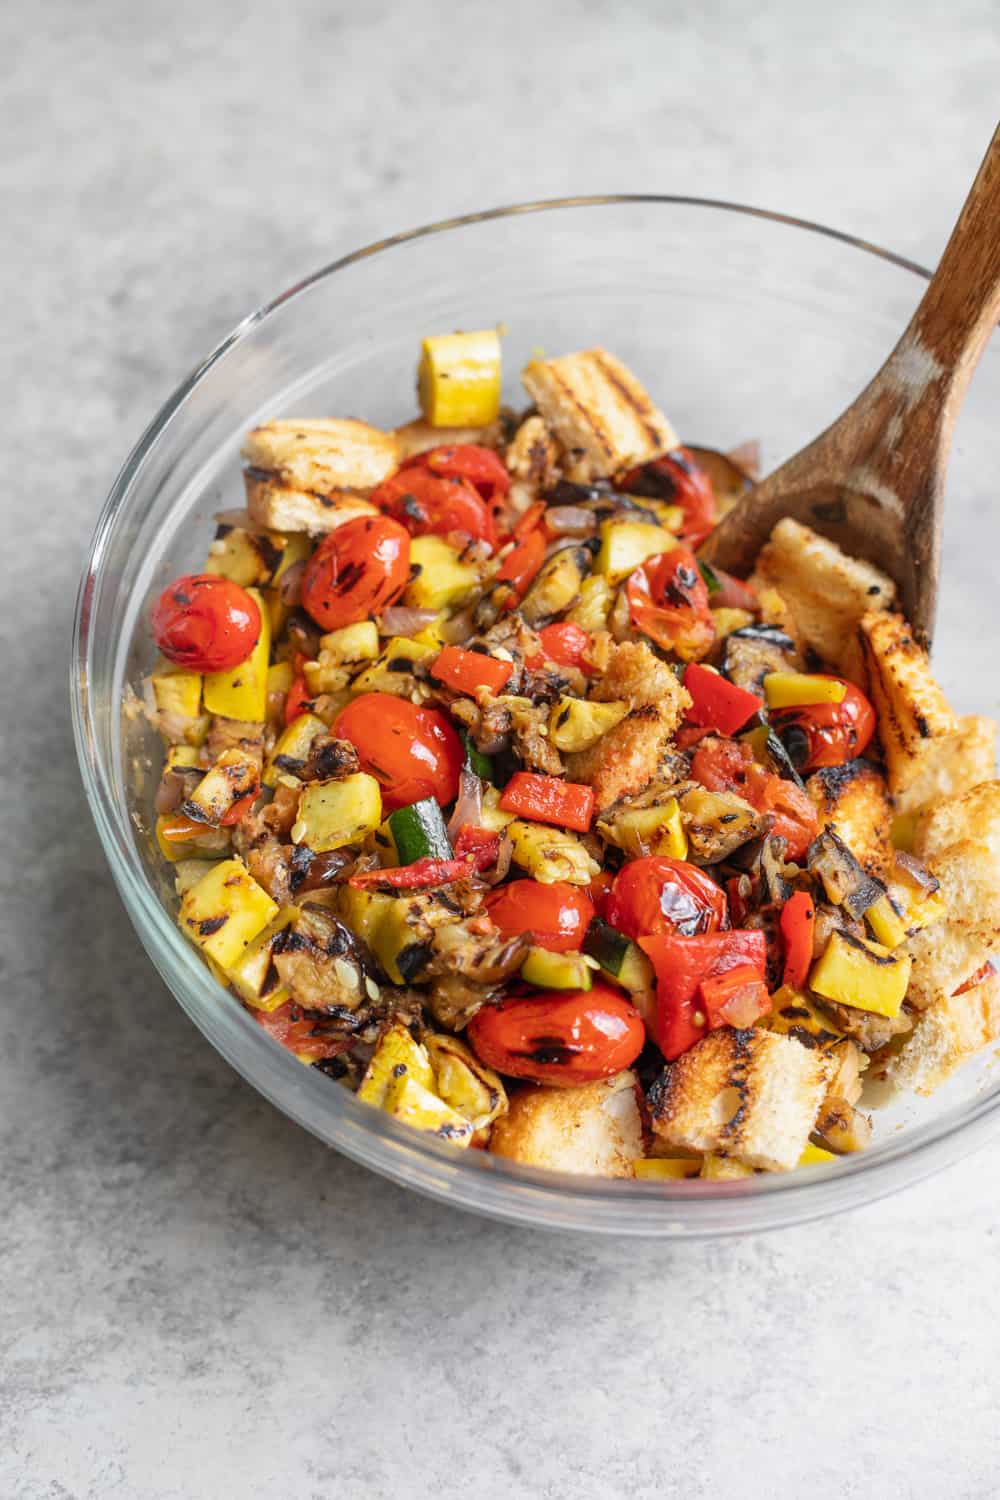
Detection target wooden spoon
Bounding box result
[699,123,1000,648]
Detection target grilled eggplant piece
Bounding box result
[721,624,798,695]
[807,829,885,919]
[519,545,590,626]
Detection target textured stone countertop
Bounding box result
[4,3,1000,1495]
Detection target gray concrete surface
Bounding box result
[4,2,1000,1495]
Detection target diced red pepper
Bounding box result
[514,500,547,540]
[684,662,763,736]
[499,771,595,832]
[220,790,260,826]
[639,928,768,1059]
[349,856,480,890]
[253,1002,354,1064]
[698,964,772,1029]
[779,890,816,989]
[453,825,502,872]
[431,645,513,697]
[284,675,313,726]
[496,528,545,598]
[954,961,996,996]
[526,621,595,675]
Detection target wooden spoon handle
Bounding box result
[896,122,1000,401]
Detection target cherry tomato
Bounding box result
[526,622,594,674]
[410,444,511,506]
[771,679,877,771]
[626,545,715,660]
[691,737,819,862]
[372,465,496,549]
[467,983,644,1085]
[151,574,261,674]
[588,869,616,916]
[333,692,462,812]
[485,880,595,953]
[301,516,410,631]
[284,675,313,726]
[253,1001,353,1064]
[496,528,545,598]
[617,447,717,548]
[605,856,728,941]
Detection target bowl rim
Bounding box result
[71,193,1000,1236]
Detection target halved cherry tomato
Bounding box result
[409,444,511,506]
[253,1001,353,1064]
[617,447,717,548]
[485,880,595,952]
[151,574,261,674]
[301,516,410,631]
[640,928,768,1058]
[372,465,496,549]
[284,675,313,726]
[626,545,715,660]
[333,692,462,812]
[467,982,644,1085]
[691,737,819,862]
[588,869,616,916]
[526,621,595,675]
[496,528,546,598]
[771,679,877,772]
[605,856,728,941]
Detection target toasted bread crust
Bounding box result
[522,349,678,481]
[807,759,894,879]
[243,474,379,534]
[887,969,1000,1095]
[488,1070,644,1175]
[859,610,959,797]
[242,417,400,494]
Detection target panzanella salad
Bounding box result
[144,332,1000,1179]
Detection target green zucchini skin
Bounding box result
[388,798,453,863]
[520,947,593,992]
[583,918,653,991]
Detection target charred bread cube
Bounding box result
[806,759,894,880]
[488,1070,644,1176]
[649,1027,832,1173]
[886,966,1000,1096]
[892,714,997,817]
[858,610,959,799]
[521,349,678,482]
[242,418,398,533]
[753,520,895,682]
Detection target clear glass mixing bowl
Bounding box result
[71,198,1000,1236]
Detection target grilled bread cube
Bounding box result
[395,416,500,461]
[244,474,379,535]
[754,520,895,681]
[892,714,997,817]
[521,349,678,482]
[242,418,399,495]
[649,1027,832,1173]
[504,414,561,486]
[886,966,1000,1096]
[859,610,959,799]
[489,1070,644,1176]
[806,759,894,879]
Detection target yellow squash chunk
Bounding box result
[337,885,396,966]
[809,930,912,1019]
[798,1143,837,1167]
[890,811,919,852]
[358,1021,435,1106]
[598,797,688,860]
[709,606,755,639]
[426,1034,507,1131]
[768,986,845,1046]
[349,635,439,697]
[507,819,600,885]
[178,859,278,971]
[700,1155,755,1180]
[565,574,613,632]
[763,672,847,709]
[418,329,502,428]
[319,621,380,664]
[271,530,312,585]
[205,527,278,587]
[548,696,629,752]
[182,747,260,824]
[412,614,449,648]
[263,712,327,788]
[152,665,203,719]
[634,1158,701,1180]
[227,907,299,1011]
[155,814,230,863]
[594,520,675,585]
[404,535,482,611]
[292,773,382,853]
[383,1074,475,1145]
[865,893,909,950]
[479,785,515,832]
[202,588,270,722]
[266,660,296,698]
[165,744,201,772]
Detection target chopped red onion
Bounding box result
[378,605,439,637]
[447,768,484,843]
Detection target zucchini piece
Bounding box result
[263,711,327,788]
[405,535,482,610]
[178,858,278,971]
[461,731,495,782]
[388,797,453,863]
[566,574,613,632]
[520,546,589,626]
[358,1021,435,1106]
[348,635,438,697]
[202,587,270,722]
[507,820,600,885]
[808,930,912,1018]
[418,329,502,428]
[594,520,674,584]
[292,773,382,852]
[583,918,655,992]
[520,947,595,991]
[548,696,629,753]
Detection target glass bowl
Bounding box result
[71,197,1000,1236]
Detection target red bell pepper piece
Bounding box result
[453,825,502,871]
[499,771,595,832]
[698,963,771,1029]
[431,645,513,697]
[779,890,816,988]
[284,674,313,726]
[513,499,547,540]
[349,856,480,890]
[684,662,763,736]
[639,928,768,1059]
[220,790,260,827]
[496,528,545,598]
[525,621,595,675]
